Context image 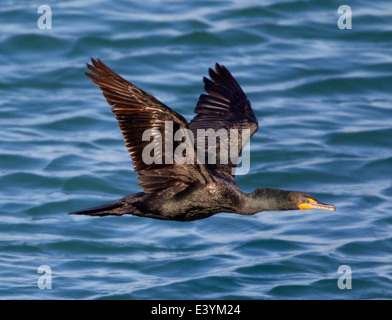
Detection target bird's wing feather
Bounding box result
[86,58,212,193]
[189,63,258,179]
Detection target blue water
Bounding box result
[1,0,392,299]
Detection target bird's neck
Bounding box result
[240,188,295,215]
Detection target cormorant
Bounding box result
[69,59,335,221]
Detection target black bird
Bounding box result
[69,59,335,221]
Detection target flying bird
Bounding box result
[69,59,335,221]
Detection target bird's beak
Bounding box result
[299,198,336,211]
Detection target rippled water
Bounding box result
[1,0,392,300]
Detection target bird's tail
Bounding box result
[68,199,135,217]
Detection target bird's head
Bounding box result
[292,192,336,211]
[247,188,336,212]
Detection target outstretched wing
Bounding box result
[86,59,212,193]
[189,63,258,179]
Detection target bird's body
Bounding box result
[73,174,243,221]
[69,59,335,221]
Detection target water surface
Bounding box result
[1,0,392,299]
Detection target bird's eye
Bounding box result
[305,199,309,203]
